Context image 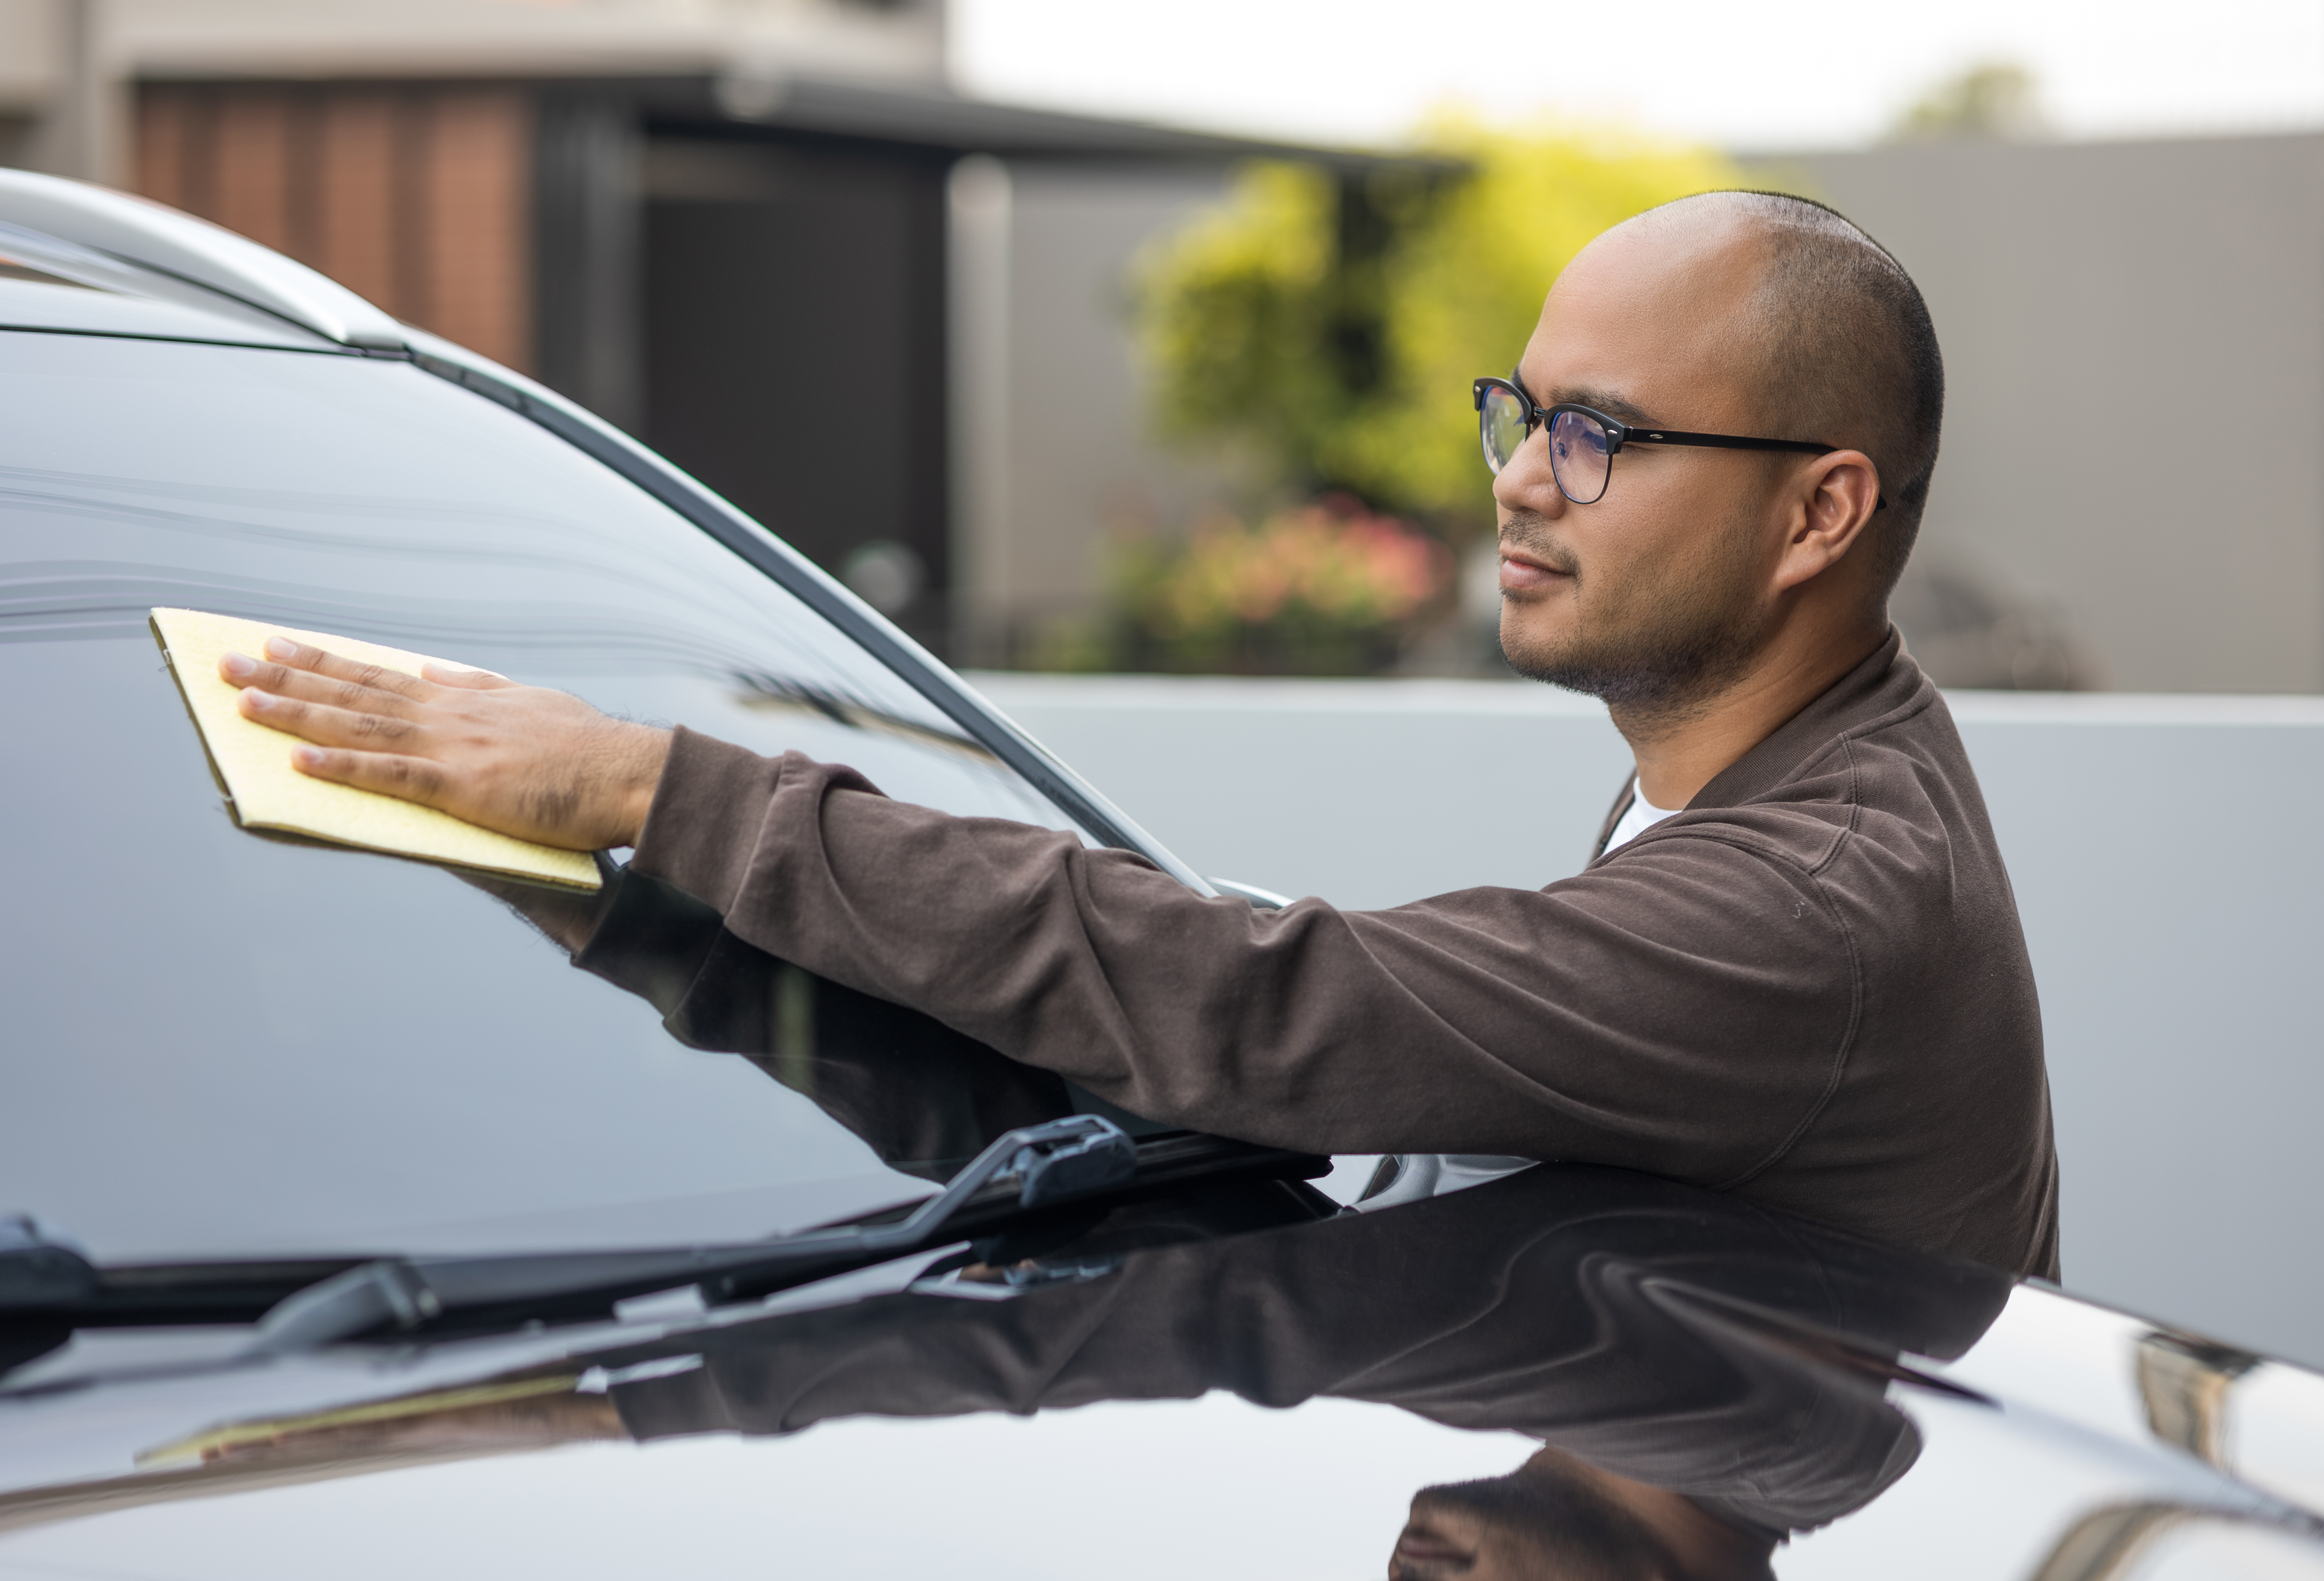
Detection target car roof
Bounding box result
[0,169,402,352]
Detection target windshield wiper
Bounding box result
[2,1122,1331,1351]
[253,1115,1139,1350]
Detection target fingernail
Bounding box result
[264,636,298,660]
[241,687,271,709]
[293,746,324,768]
[220,651,254,679]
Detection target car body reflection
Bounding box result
[13,1126,2324,1576]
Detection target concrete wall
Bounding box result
[949,157,1238,664]
[973,672,2324,1369]
[1788,135,2324,694]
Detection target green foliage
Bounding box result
[1137,161,1344,486]
[1103,496,1450,675]
[1888,62,2046,143]
[1135,119,1753,532]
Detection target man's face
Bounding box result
[1493,219,1795,713]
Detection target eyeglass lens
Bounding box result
[1479,387,1615,505]
[1480,383,1530,476]
[1547,408,1612,504]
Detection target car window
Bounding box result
[0,330,1096,1263]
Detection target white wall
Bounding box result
[973,671,2324,1369]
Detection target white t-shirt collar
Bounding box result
[1603,776,1683,854]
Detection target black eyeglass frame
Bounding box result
[1473,374,1882,509]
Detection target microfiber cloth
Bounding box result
[152,607,602,892]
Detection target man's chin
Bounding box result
[1499,611,1767,716]
[1497,620,1614,699]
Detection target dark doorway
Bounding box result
[641,133,950,652]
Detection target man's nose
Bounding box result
[1491,428,1567,520]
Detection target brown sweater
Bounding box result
[631,630,2060,1278]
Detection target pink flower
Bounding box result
[1148,498,1450,637]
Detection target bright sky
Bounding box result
[951,0,2324,152]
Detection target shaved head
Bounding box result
[1633,191,1945,592]
[1493,189,1941,741]
[1492,188,1941,797]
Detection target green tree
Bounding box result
[1135,118,1752,535]
[1888,62,2047,144]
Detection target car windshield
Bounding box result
[0,329,1114,1265]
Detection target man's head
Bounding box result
[1492,191,1942,724]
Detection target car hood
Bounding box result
[6,1166,2324,1579]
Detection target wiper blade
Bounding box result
[3,1123,1329,1350]
[4,1217,366,1328]
[255,1114,1139,1349]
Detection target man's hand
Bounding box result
[221,637,671,851]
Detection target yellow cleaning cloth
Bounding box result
[152,607,602,892]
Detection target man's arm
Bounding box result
[626,729,1853,1177]
[222,640,1855,1179]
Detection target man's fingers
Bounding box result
[257,636,432,701]
[287,743,451,807]
[221,651,423,719]
[237,686,420,749]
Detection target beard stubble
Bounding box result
[1496,505,1770,725]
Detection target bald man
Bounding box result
[219,191,2059,1278]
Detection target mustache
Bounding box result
[1498,510,1578,576]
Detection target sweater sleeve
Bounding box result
[628,728,1857,1188]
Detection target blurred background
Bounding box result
[10,0,2324,689]
[8,0,2324,1362]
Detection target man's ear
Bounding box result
[1773,449,1883,593]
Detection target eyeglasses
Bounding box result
[1473,374,1847,507]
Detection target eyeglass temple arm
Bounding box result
[1624,428,1888,510]
[1625,428,1833,455]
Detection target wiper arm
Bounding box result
[3,1123,1330,1352]
[255,1115,1140,1350]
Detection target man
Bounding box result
[219,190,2060,1277]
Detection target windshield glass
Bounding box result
[0,330,1104,1264]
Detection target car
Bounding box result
[3,169,2324,1581]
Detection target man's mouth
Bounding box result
[1498,545,1573,594]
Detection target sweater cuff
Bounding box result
[631,725,785,914]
